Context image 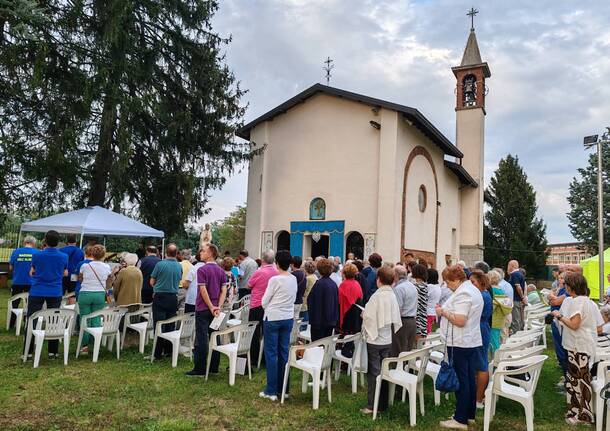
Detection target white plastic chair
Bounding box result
[76,307,126,362]
[281,335,337,409]
[298,324,312,343]
[372,346,434,425]
[333,333,366,393]
[23,308,75,368]
[257,318,303,370]
[483,355,547,431]
[207,322,258,385]
[179,312,197,359]
[227,303,249,327]
[61,292,76,307]
[150,313,195,367]
[6,292,28,336]
[413,340,447,406]
[121,307,153,354]
[592,357,610,431]
[233,294,250,310]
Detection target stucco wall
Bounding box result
[403,154,437,252]
[396,118,461,268]
[244,92,465,266]
[245,93,381,258]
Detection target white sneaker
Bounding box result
[439,418,468,430]
[258,391,277,402]
[476,401,485,409]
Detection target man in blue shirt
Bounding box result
[362,253,383,303]
[150,243,182,359]
[139,245,161,304]
[8,236,39,329]
[60,234,85,296]
[27,230,68,357]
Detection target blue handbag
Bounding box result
[435,324,460,393]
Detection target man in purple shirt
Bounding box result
[186,243,227,377]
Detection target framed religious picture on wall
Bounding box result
[261,231,273,255]
[309,197,326,220]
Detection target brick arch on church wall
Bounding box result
[400,145,439,267]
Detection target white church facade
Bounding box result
[237,28,490,268]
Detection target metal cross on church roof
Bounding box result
[467,7,479,31]
[323,56,334,85]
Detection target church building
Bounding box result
[237,25,490,268]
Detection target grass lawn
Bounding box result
[0,287,590,430]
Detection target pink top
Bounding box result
[248,264,279,308]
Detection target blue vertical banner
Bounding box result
[290,232,304,258]
[329,232,344,261]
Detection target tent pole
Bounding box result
[17,228,22,248]
[162,238,165,259]
[79,229,84,248]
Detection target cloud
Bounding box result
[203,0,610,244]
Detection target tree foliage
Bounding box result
[483,155,548,277]
[0,0,248,236]
[211,204,245,255]
[567,145,610,254]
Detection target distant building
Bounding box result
[546,242,591,266]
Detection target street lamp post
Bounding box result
[584,128,610,302]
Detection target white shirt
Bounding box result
[427,283,441,316]
[330,272,342,287]
[261,274,297,321]
[440,280,483,348]
[185,262,205,305]
[602,321,610,335]
[80,261,111,293]
[560,295,603,357]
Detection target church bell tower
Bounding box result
[453,9,491,266]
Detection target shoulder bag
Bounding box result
[435,322,460,393]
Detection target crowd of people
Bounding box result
[7,230,607,428]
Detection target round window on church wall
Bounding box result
[418,185,427,213]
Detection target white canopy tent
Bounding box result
[19,206,164,250]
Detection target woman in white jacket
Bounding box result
[360,265,402,415]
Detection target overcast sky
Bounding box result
[200,0,610,244]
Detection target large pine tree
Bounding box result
[483,155,548,277]
[0,1,247,236]
[567,144,610,253]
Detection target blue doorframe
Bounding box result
[290,220,345,261]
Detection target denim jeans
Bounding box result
[193,310,220,373]
[152,293,178,359]
[552,320,568,374]
[448,346,477,424]
[263,318,293,396]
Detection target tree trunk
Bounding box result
[87,93,117,206]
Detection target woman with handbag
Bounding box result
[435,265,483,430]
[77,244,112,355]
[551,272,603,425]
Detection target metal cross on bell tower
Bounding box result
[467,7,479,31]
